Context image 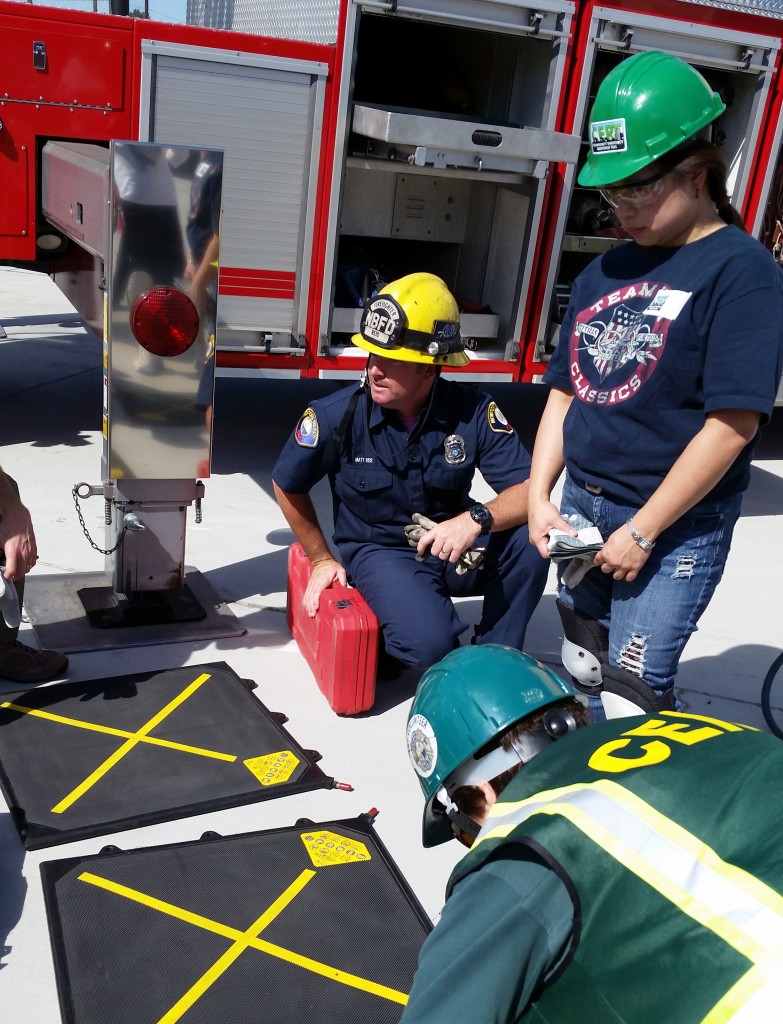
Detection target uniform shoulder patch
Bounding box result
[487,401,514,434]
[295,407,320,447]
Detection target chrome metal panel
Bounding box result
[352,104,581,174]
[109,480,196,593]
[140,40,326,352]
[106,140,222,483]
[41,142,111,260]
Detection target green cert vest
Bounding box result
[449,711,783,1024]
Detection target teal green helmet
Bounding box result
[406,644,577,847]
[578,51,726,188]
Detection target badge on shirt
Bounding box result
[295,408,319,447]
[487,401,514,434]
[444,434,466,465]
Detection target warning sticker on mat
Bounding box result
[244,750,300,786]
[300,830,371,867]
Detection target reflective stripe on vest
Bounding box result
[476,779,783,1023]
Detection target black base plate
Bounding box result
[77,583,207,627]
[0,662,332,848]
[42,813,431,1024]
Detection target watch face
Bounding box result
[470,504,492,533]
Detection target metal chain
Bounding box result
[72,485,128,555]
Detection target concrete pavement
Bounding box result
[1,266,781,1019]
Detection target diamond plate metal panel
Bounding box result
[681,0,783,18]
[186,0,341,43]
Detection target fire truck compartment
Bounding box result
[329,4,577,363]
[533,10,782,362]
[41,141,111,261]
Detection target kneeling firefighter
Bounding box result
[401,643,783,1023]
[272,272,548,675]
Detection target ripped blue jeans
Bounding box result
[557,474,743,700]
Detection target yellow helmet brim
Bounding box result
[351,332,470,367]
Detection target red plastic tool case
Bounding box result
[286,543,379,714]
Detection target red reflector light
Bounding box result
[130,287,200,357]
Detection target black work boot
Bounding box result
[0,640,68,684]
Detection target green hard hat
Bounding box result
[406,644,576,847]
[578,51,726,188]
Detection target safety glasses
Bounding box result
[450,820,476,849]
[599,168,672,209]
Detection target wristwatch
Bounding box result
[469,503,494,536]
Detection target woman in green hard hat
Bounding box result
[528,51,783,716]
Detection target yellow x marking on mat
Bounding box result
[79,867,409,1020]
[1,672,237,814]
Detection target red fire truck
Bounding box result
[3,0,783,382]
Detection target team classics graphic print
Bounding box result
[569,282,691,405]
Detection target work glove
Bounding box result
[0,574,21,629]
[547,514,603,590]
[404,513,485,576]
[560,553,598,589]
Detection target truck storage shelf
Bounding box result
[331,307,500,339]
[344,155,525,185]
[561,234,629,253]
[351,104,580,175]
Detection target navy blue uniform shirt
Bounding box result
[272,377,531,556]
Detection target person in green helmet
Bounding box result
[401,643,783,1023]
[528,51,783,717]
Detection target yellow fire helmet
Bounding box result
[351,272,470,367]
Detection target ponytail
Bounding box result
[668,139,746,230]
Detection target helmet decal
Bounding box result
[407,713,438,778]
[360,295,404,347]
[487,402,514,434]
[433,320,460,341]
[590,117,627,155]
[443,434,466,465]
[295,408,319,448]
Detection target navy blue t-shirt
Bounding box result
[544,225,783,507]
[272,378,530,556]
[186,158,222,263]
